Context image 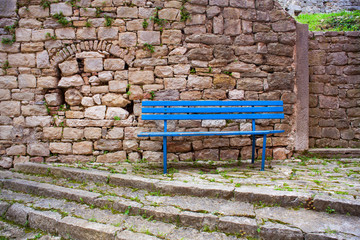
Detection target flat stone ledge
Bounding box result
[307,148,360,158]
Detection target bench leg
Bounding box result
[251,135,255,164]
[163,136,167,174]
[261,135,267,171]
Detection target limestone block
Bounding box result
[142,151,162,162]
[119,32,137,47]
[138,31,161,45]
[81,97,94,107]
[0,0,16,17]
[0,76,17,89]
[8,54,35,67]
[214,74,236,89]
[102,93,130,107]
[224,19,241,36]
[0,157,12,169]
[109,81,127,93]
[98,27,118,40]
[65,89,82,106]
[45,92,63,106]
[161,30,182,45]
[187,48,213,61]
[38,76,58,88]
[158,8,180,20]
[203,89,226,99]
[19,6,49,18]
[154,90,180,100]
[84,128,102,140]
[0,126,13,140]
[322,128,340,139]
[117,7,138,18]
[126,19,146,31]
[202,120,226,128]
[21,105,48,116]
[230,0,254,8]
[164,78,187,90]
[58,75,84,87]
[65,111,84,119]
[0,101,20,117]
[187,75,212,89]
[85,105,106,120]
[104,59,125,71]
[267,73,294,91]
[25,116,52,127]
[36,50,50,69]
[186,14,206,25]
[55,28,76,39]
[106,107,129,120]
[195,149,219,161]
[128,85,143,100]
[18,74,36,88]
[272,21,296,32]
[129,71,154,85]
[92,0,112,6]
[15,28,31,42]
[63,128,84,140]
[173,64,190,75]
[49,142,72,154]
[31,29,54,41]
[229,89,245,100]
[319,96,339,109]
[155,66,173,78]
[106,127,124,139]
[84,58,103,72]
[123,140,138,151]
[27,142,50,157]
[76,28,96,40]
[0,89,10,100]
[50,3,73,16]
[97,151,126,163]
[73,141,93,154]
[98,71,113,82]
[95,139,122,151]
[43,127,62,140]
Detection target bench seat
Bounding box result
[138,130,284,138]
[138,100,285,173]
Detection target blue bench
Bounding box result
[138,101,285,174]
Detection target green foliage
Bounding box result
[114,116,121,121]
[46,32,57,40]
[206,66,212,73]
[52,12,72,26]
[143,43,155,53]
[150,8,167,28]
[2,60,11,74]
[104,15,114,27]
[149,91,155,100]
[67,0,81,8]
[40,0,51,9]
[326,206,336,214]
[142,19,149,29]
[95,7,103,17]
[190,67,196,74]
[180,6,190,22]
[296,10,360,31]
[85,20,92,27]
[1,38,13,45]
[223,71,232,76]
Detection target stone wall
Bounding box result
[308,31,360,148]
[0,0,299,167]
[278,0,360,16]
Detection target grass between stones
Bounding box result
[296,10,360,31]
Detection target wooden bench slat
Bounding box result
[142,106,284,114]
[138,130,285,137]
[142,100,283,107]
[142,113,285,120]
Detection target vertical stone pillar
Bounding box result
[295,23,309,151]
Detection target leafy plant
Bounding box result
[40,0,51,9]
[67,0,80,8]
[223,71,232,76]
[95,7,103,17]
[190,67,196,74]
[52,12,71,26]
[2,60,11,74]
[180,6,190,22]
[143,43,155,53]
[46,32,57,40]
[114,116,121,120]
[142,19,149,29]
[1,38,13,45]
[150,8,167,28]
[85,20,92,27]
[149,91,155,100]
[104,15,113,27]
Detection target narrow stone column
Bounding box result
[295,23,309,151]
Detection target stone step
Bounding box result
[306,148,360,158]
[12,162,360,217]
[1,172,360,239]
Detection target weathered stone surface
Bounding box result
[237,78,263,91]
[76,27,97,40]
[51,3,72,16]
[84,128,102,140]
[38,77,58,88]
[162,30,182,45]
[97,151,127,163]
[27,142,50,157]
[229,89,245,100]
[43,127,62,140]
[21,105,48,116]
[85,106,106,120]
[102,93,130,107]
[0,101,20,117]
[213,74,236,89]
[142,151,163,162]
[195,149,219,161]
[58,75,84,88]
[119,32,137,47]
[95,139,122,151]
[186,34,232,45]
[49,142,72,154]
[0,76,17,89]
[0,156,12,168]
[267,73,294,90]
[0,89,10,100]
[65,89,83,106]
[106,107,129,120]
[187,75,212,89]
[84,58,103,72]
[98,27,118,40]
[138,31,161,45]
[129,71,154,85]
[104,59,125,71]
[73,141,93,155]
[25,116,52,127]
[59,60,79,76]
[36,50,50,68]
[63,128,84,140]
[45,92,63,106]
[8,54,35,67]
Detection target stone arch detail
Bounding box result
[49,41,127,68]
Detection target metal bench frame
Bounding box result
[138,101,285,174]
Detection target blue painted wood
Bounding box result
[163,119,167,174]
[142,113,284,120]
[142,100,283,106]
[138,130,284,137]
[261,135,267,171]
[142,107,284,114]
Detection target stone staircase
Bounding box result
[1,163,360,240]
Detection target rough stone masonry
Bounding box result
[0,0,357,168]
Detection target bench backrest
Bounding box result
[142,101,284,121]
